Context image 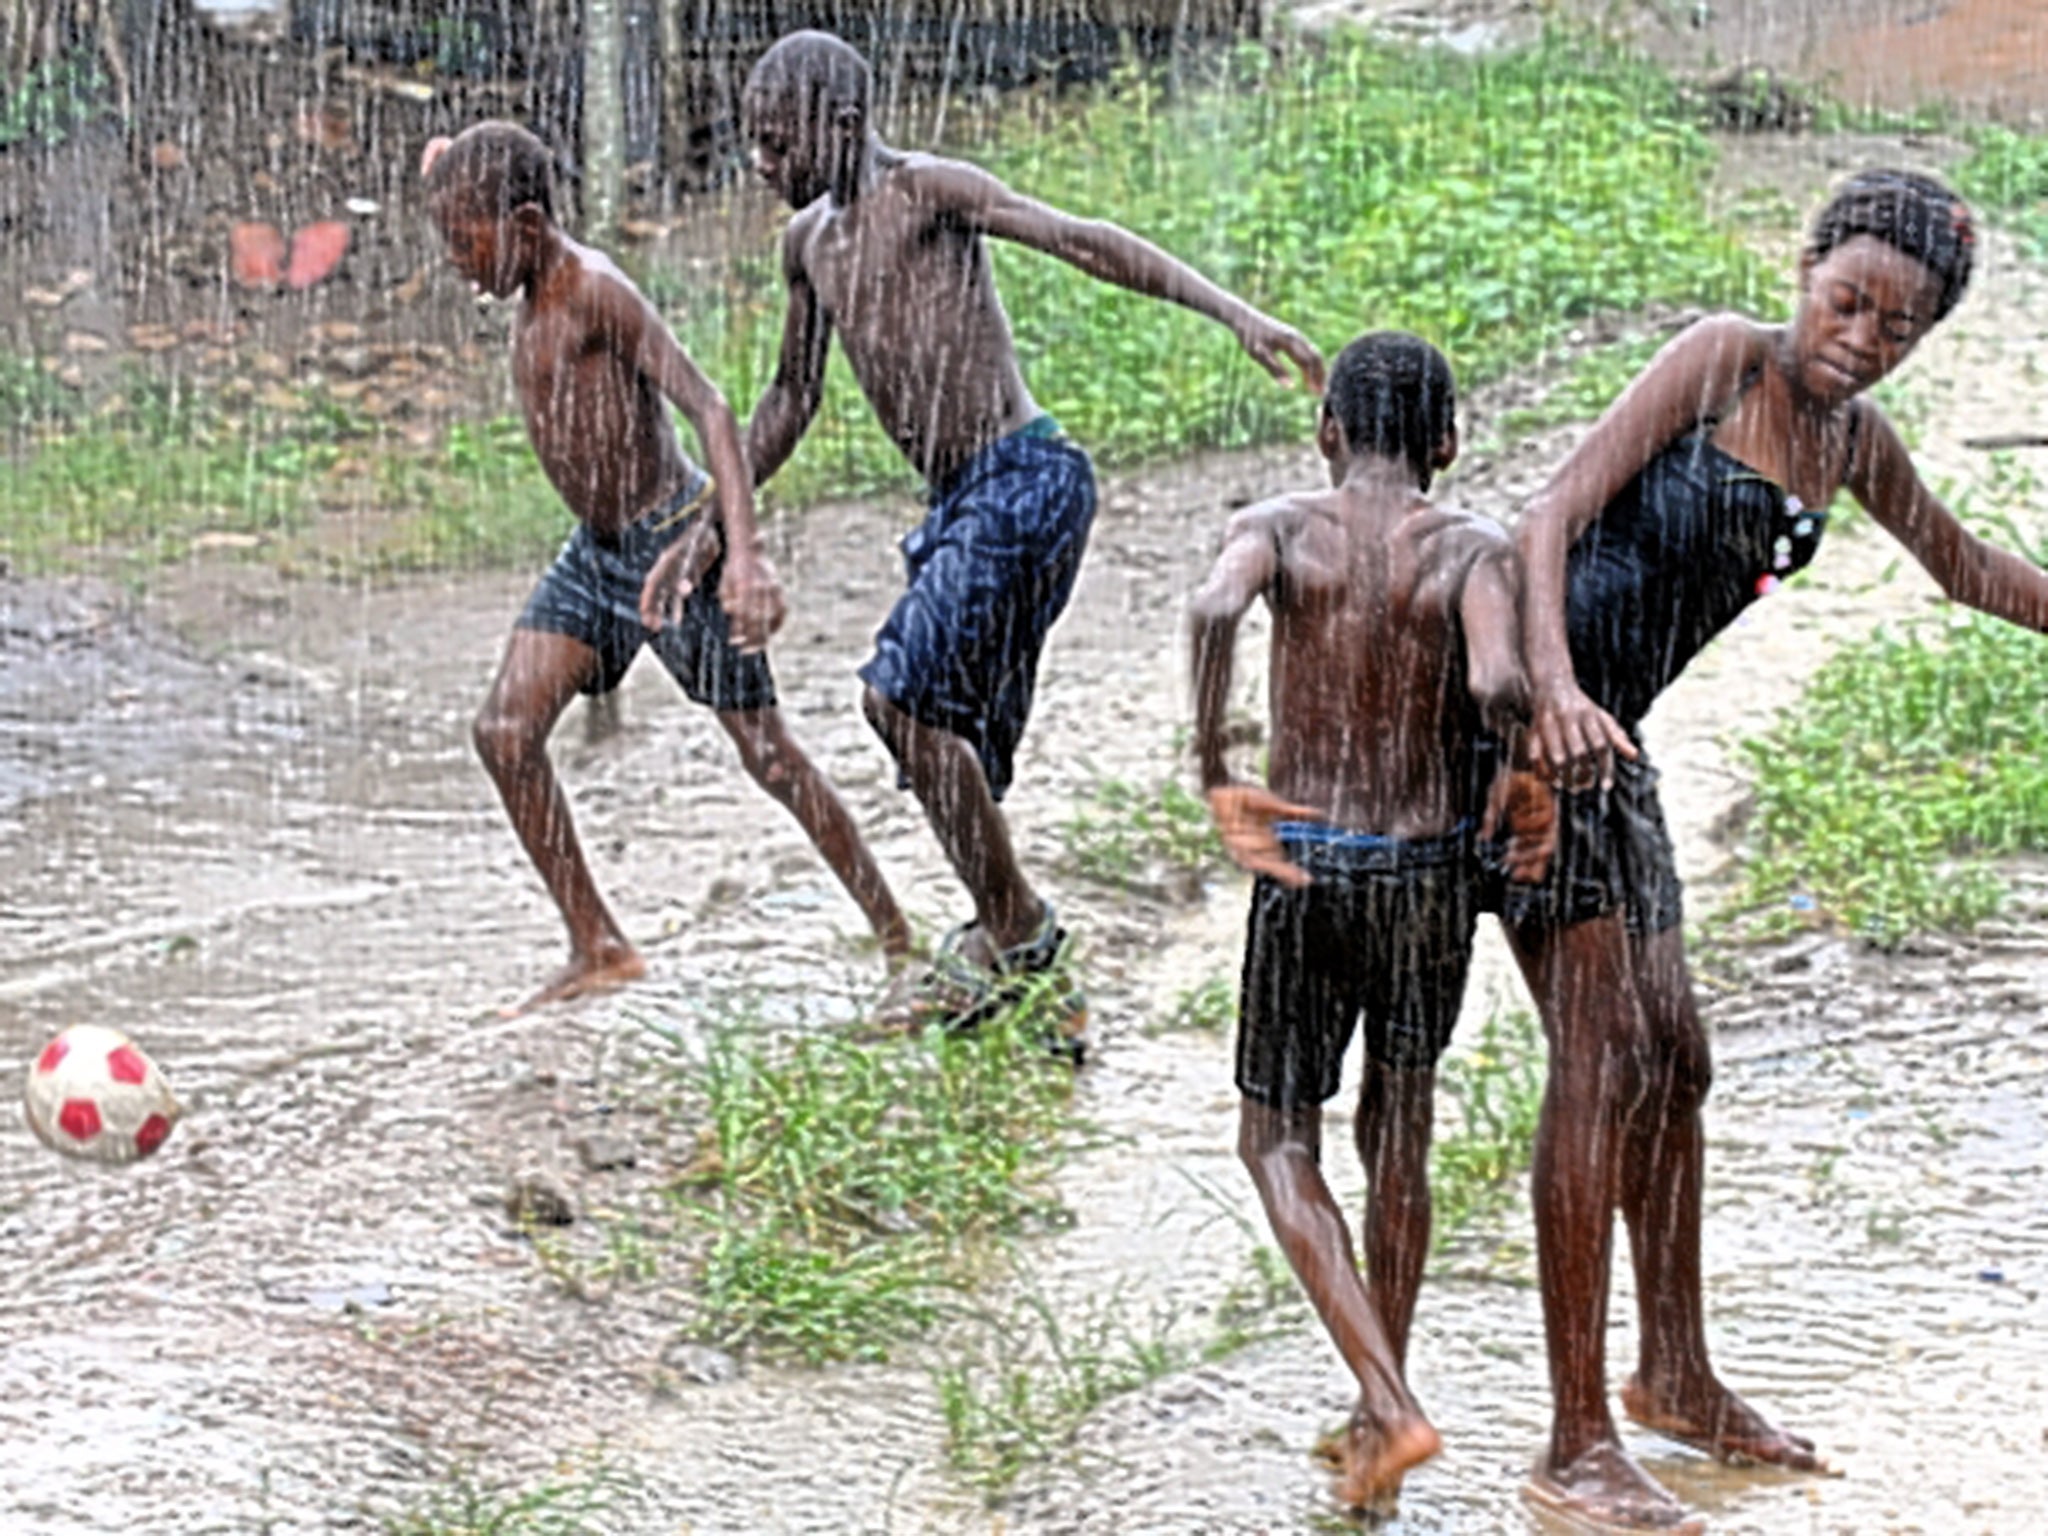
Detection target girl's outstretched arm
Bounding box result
[1850,407,2048,632]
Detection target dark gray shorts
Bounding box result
[1490,747,1683,936]
[517,478,776,711]
[1237,821,1478,1108]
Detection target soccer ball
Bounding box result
[21,1025,181,1165]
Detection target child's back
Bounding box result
[1261,485,1517,839]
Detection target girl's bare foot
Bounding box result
[1621,1373,1830,1472]
[1523,1442,1704,1534]
[502,945,647,1016]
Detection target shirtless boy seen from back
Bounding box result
[645,30,1322,1030]
[1190,332,1541,1513]
[422,122,908,1012]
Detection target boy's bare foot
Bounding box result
[1620,1373,1831,1472]
[1320,1409,1439,1514]
[1522,1443,1704,1535]
[501,946,648,1016]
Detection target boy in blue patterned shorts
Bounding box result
[645,31,1323,1035]
[1190,333,1545,1512]
[422,122,909,1014]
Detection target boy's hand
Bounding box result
[638,518,723,631]
[1483,768,1557,885]
[1235,312,1326,394]
[1207,784,1323,889]
[1530,679,1638,792]
[717,548,788,654]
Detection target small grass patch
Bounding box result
[1731,604,2048,945]
[1957,126,2048,261]
[1430,1003,1546,1251]
[651,984,1080,1365]
[383,1462,633,1536]
[936,1246,1297,1495]
[1062,773,1224,892]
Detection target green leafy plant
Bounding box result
[1733,611,2048,944]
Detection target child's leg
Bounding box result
[715,705,912,960]
[474,628,645,1010]
[1239,1097,1439,1506]
[862,686,1041,953]
[1354,1061,1435,1367]
[1508,915,1702,1531]
[1617,924,1824,1470]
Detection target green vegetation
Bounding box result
[1430,1005,1546,1249]
[936,1248,1296,1494]
[383,1463,632,1536]
[1733,599,2048,945]
[1062,772,1224,891]
[651,987,1078,1364]
[1957,126,2048,261]
[6,28,1768,573]
[0,52,108,150]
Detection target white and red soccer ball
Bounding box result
[21,1024,180,1164]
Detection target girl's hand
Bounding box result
[1206,784,1325,888]
[638,518,723,631]
[1530,679,1638,792]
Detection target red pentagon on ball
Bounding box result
[135,1115,173,1159]
[58,1098,103,1141]
[36,1038,68,1073]
[107,1046,149,1085]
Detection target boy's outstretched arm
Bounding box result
[604,277,784,648]
[924,159,1324,392]
[747,220,836,487]
[1190,513,1318,888]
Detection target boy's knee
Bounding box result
[472,705,538,772]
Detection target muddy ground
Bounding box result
[7,15,2048,1536]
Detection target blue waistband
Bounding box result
[1274,817,1475,868]
[929,415,1069,504]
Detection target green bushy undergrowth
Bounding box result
[1735,609,2048,945]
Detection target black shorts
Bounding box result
[1237,822,1478,1109]
[1490,746,1683,936]
[517,477,776,711]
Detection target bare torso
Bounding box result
[513,243,698,540]
[1261,491,1505,839]
[789,154,1039,487]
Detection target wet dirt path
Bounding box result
[6,186,2048,1536]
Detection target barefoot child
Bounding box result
[1189,333,1536,1512]
[1511,169,2048,1533]
[645,31,1322,1032]
[421,122,909,1012]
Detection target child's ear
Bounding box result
[419,136,452,180]
[1315,407,1342,463]
[511,202,549,246]
[1433,423,1459,472]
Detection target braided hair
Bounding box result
[1807,169,1974,320]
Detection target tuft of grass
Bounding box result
[1732,609,2048,945]
[383,1463,633,1536]
[1063,773,1224,892]
[1152,972,1236,1035]
[1957,126,2048,261]
[655,984,1080,1364]
[1430,1004,1546,1250]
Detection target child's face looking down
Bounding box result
[1790,234,1945,407]
[744,90,835,209]
[431,199,523,300]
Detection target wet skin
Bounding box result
[1512,234,2048,1528]
[424,132,909,1011]
[643,36,1322,960]
[1189,417,1534,1507]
